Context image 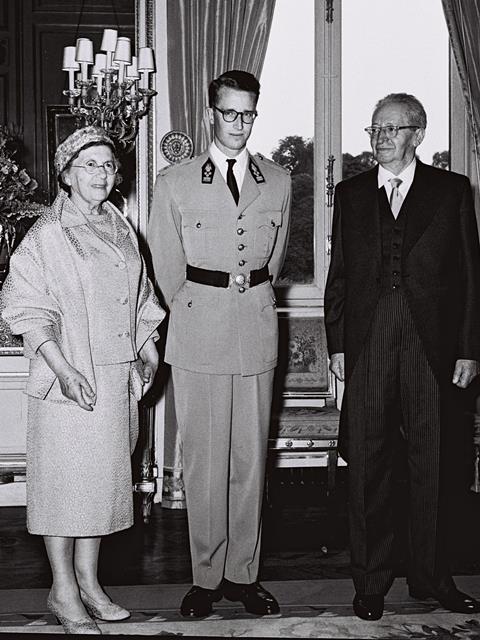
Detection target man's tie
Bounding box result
[226,158,240,205]
[389,177,403,218]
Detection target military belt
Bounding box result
[186,264,270,288]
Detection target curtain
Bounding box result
[442,0,480,460]
[161,0,276,508]
[166,0,276,154]
[441,0,480,187]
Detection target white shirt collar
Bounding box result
[208,141,249,190]
[377,157,417,198]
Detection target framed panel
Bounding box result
[275,310,331,399]
[46,105,79,200]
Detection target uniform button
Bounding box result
[270,219,276,227]
[238,287,246,293]
[118,296,128,305]
[392,271,399,276]
[238,244,245,251]
[117,261,126,270]
[237,214,244,220]
[392,284,399,289]
[237,228,244,235]
[187,301,192,308]
[235,274,246,285]
[238,260,246,266]
[196,222,202,228]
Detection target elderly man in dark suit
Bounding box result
[325,93,480,621]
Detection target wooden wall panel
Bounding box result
[0,2,7,28]
[0,1,21,130]
[0,76,6,123]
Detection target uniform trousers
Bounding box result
[345,290,452,596]
[171,366,275,589]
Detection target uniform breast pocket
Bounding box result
[180,210,219,260]
[254,210,283,258]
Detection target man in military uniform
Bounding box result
[148,70,291,617]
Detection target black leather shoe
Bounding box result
[436,589,480,614]
[222,579,280,615]
[353,594,384,621]
[180,586,222,618]
[410,585,480,613]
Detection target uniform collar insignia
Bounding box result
[249,157,265,183]
[201,157,215,184]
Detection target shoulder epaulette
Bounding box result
[158,156,197,177]
[254,153,290,175]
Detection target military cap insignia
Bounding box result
[249,158,265,183]
[201,158,216,183]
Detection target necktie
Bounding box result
[389,177,403,218]
[226,158,240,205]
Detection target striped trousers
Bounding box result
[345,290,453,596]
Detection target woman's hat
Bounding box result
[54,125,114,175]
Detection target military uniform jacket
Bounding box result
[148,150,291,376]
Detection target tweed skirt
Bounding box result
[26,362,138,537]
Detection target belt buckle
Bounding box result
[230,272,251,288]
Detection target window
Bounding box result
[342,0,449,178]
[249,0,316,290]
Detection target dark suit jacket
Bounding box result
[324,160,480,385]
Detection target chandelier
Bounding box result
[62,29,156,147]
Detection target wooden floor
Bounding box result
[1,467,480,591]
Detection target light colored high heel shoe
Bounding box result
[47,592,101,635]
[80,589,131,621]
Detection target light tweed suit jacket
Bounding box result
[148,150,291,376]
[0,191,165,401]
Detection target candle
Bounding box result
[75,38,94,81]
[62,46,79,90]
[101,29,117,69]
[138,47,154,90]
[92,54,107,95]
[126,55,139,79]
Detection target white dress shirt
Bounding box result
[209,141,248,192]
[377,157,417,204]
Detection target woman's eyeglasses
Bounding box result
[71,160,118,175]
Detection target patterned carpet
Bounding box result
[2,577,480,638]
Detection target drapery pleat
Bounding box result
[161,0,276,508]
[441,0,480,178]
[441,0,480,456]
[166,0,276,154]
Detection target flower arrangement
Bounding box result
[0,125,45,238]
[0,125,47,287]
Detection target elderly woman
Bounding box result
[0,126,165,634]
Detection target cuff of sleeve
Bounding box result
[23,325,57,353]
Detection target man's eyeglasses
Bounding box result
[71,160,118,175]
[213,106,258,124]
[364,125,420,139]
